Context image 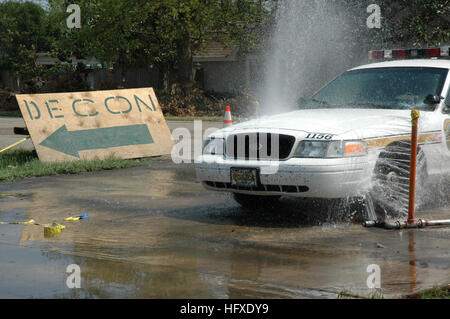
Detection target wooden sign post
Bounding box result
[15,88,174,162]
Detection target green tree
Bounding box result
[50,0,274,89]
[0,1,51,90]
[140,0,273,86]
[372,0,450,47]
[343,0,449,49]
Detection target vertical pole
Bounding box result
[408,110,420,224]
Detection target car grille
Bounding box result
[225,133,296,160]
[204,181,309,193]
[204,182,309,194]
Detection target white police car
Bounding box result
[195,47,450,214]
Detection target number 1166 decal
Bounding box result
[306,133,334,140]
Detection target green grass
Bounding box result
[0,110,21,117]
[418,286,450,299]
[337,290,384,299]
[368,291,384,299]
[0,149,155,182]
[337,290,360,299]
[339,287,450,299]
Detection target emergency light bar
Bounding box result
[369,46,450,61]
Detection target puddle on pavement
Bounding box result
[0,164,449,298]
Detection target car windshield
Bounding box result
[302,67,449,111]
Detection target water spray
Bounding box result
[364,110,450,230]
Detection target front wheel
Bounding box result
[371,142,427,219]
[233,193,281,210]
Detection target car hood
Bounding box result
[215,108,430,139]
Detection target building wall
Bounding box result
[200,60,248,95]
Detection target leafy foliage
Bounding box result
[376,0,450,47]
[342,0,450,49]
[156,83,260,117]
[0,1,48,88]
[0,0,448,107]
[49,0,274,88]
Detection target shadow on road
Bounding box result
[165,196,368,229]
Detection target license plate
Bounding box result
[231,168,258,187]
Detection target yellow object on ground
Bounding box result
[43,223,66,238]
[64,216,81,221]
[42,222,66,230]
[1,219,67,238]
[0,137,30,154]
[10,219,35,225]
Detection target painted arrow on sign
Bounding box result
[40,124,154,158]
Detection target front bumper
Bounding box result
[195,155,374,198]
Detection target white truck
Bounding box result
[195,47,450,217]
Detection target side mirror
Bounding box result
[424,94,442,105]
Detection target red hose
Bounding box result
[408,110,420,224]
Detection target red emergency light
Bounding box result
[393,49,406,58]
[371,50,384,60]
[369,46,450,61]
[425,48,440,57]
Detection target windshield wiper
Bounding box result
[309,98,330,106]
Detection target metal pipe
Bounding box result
[363,220,411,229]
[362,220,377,228]
[363,218,450,229]
[408,110,420,224]
[362,220,402,229]
[383,221,403,229]
[421,219,450,227]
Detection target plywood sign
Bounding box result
[15,88,174,162]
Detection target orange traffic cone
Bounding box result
[224,106,232,128]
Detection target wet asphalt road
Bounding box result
[1,158,450,298]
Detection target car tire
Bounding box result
[233,193,281,210]
[372,141,427,219]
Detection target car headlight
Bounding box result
[294,140,367,158]
[203,138,225,155]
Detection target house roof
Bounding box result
[193,41,239,62]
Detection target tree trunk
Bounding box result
[176,30,194,85]
[157,63,170,91]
